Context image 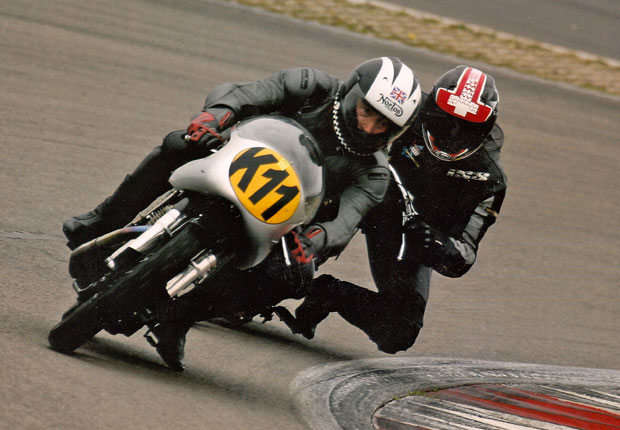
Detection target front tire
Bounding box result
[49,220,209,354]
[48,289,115,353]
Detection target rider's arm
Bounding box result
[420,126,507,278]
[201,68,335,124]
[431,189,505,277]
[316,153,390,258]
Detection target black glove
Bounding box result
[185,108,232,147]
[286,226,326,265]
[405,220,447,267]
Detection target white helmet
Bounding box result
[337,57,422,155]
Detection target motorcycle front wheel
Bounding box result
[48,220,209,354]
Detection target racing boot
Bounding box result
[293,274,342,339]
[62,180,129,250]
[150,320,193,372]
[62,145,176,250]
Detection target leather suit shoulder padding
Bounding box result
[281,67,337,104]
[483,124,504,153]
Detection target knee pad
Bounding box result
[376,322,422,354]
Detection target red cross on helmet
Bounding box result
[421,66,499,162]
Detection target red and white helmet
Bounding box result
[421,66,499,161]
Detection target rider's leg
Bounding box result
[150,319,193,372]
[294,268,429,353]
[62,131,196,250]
[152,250,312,370]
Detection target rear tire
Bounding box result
[49,221,210,354]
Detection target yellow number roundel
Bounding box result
[229,147,301,224]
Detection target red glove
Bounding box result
[186,109,232,145]
[287,226,325,264]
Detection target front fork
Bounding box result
[105,201,189,272]
[164,251,235,298]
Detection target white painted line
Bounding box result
[421,401,544,430]
[542,386,620,413]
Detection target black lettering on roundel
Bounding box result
[261,184,299,221]
[249,168,288,204]
[229,147,278,192]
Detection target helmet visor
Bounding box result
[421,102,491,161]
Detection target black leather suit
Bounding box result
[161,67,392,321]
[319,115,507,354]
[202,67,390,256]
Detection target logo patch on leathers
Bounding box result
[446,169,490,181]
[368,172,388,180]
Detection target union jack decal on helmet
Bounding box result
[390,87,407,104]
[435,67,495,123]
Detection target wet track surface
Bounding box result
[1,0,619,429]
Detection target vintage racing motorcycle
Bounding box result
[48,115,324,354]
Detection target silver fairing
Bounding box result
[169,116,324,269]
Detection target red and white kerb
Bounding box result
[435,67,493,123]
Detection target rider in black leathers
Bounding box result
[292,66,507,354]
[62,57,423,370]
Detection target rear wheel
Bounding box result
[49,221,210,353]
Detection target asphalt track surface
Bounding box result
[384,0,620,60]
[1,1,619,429]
